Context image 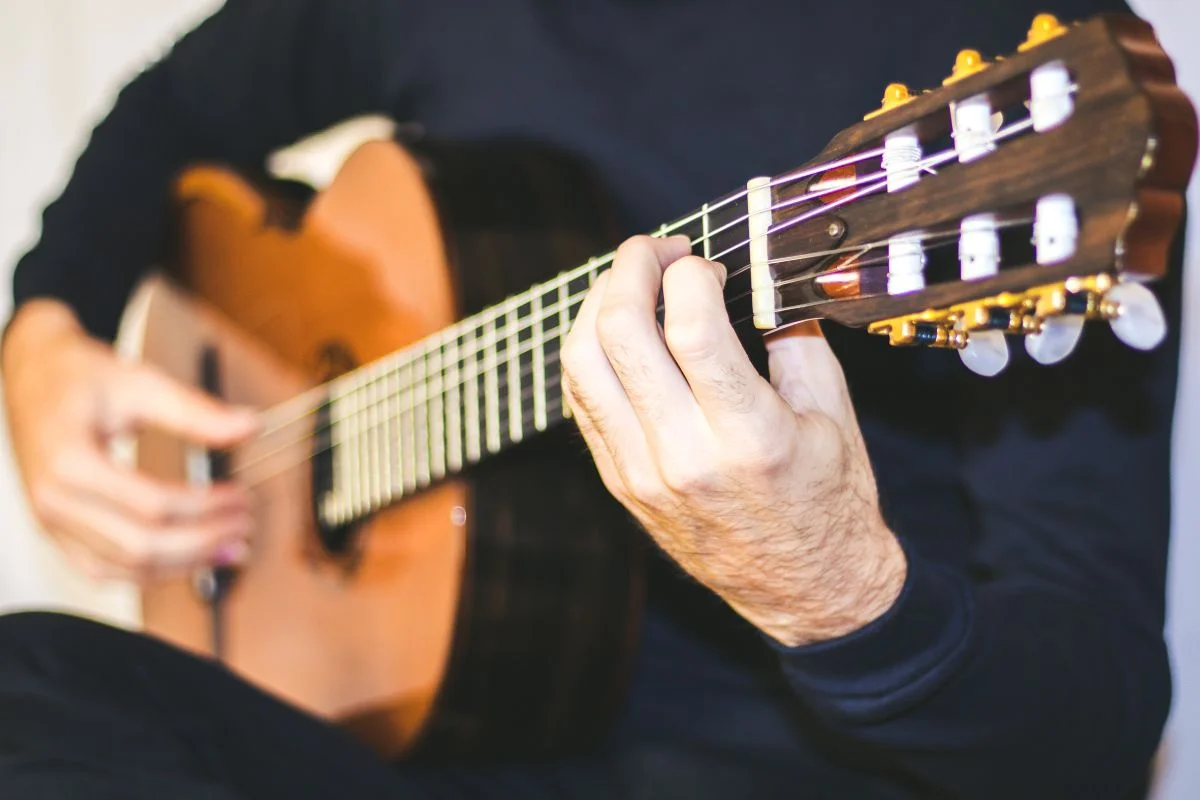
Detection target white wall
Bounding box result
[0,0,1196,794]
[0,0,223,625]
[1133,2,1200,796]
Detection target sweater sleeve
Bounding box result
[774,228,1182,799]
[10,0,416,341]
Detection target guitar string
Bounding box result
[242,202,1036,477]
[230,209,1043,487]
[228,116,1045,492]
[254,111,1037,445]
[242,275,901,498]
[230,229,950,480]
[229,223,1000,488]
[247,131,984,443]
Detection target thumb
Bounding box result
[106,366,259,446]
[764,321,853,421]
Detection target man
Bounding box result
[0,0,1177,797]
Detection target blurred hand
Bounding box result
[561,236,906,647]
[3,300,258,584]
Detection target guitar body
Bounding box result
[117,138,644,760]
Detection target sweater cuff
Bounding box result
[773,548,974,721]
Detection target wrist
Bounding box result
[766,521,908,648]
[2,300,87,371]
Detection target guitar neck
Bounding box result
[320,188,754,527]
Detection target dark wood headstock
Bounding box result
[756,13,1195,366]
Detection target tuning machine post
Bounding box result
[1023,275,1167,362]
[866,273,1168,375]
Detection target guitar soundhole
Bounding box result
[314,341,356,381]
[310,340,363,567]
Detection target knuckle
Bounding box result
[621,464,669,508]
[117,536,156,571]
[664,315,716,360]
[659,459,716,497]
[796,412,842,449]
[559,336,586,376]
[736,438,794,479]
[595,304,637,346]
[632,482,673,512]
[134,493,175,526]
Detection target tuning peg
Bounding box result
[864,83,915,120]
[943,49,989,85]
[959,328,1010,376]
[1018,13,1068,52]
[1104,282,1167,351]
[1025,313,1085,365]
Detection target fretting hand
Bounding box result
[561,235,907,647]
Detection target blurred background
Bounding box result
[0,0,1196,795]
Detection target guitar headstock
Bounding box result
[751,13,1196,375]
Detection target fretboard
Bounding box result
[319,189,753,527]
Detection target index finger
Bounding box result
[58,450,251,526]
[106,366,259,447]
[595,235,701,447]
[661,255,783,437]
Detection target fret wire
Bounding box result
[400,358,416,494]
[483,316,501,454]
[428,336,447,481]
[384,359,397,499]
[346,375,363,519]
[463,327,481,464]
[320,154,898,414]
[320,204,731,519]
[364,372,376,512]
[243,144,955,510]
[244,353,572,499]
[557,274,574,419]
[365,364,381,510]
[330,385,348,525]
[531,291,547,431]
[409,314,567,413]
[446,332,463,472]
[331,297,588,479]
[505,299,524,444]
[377,364,391,506]
[414,348,430,488]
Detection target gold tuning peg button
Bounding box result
[1018,13,1068,52]
[942,49,989,85]
[864,83,914,120]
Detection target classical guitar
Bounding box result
[112,13,1195,760]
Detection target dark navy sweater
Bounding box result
[11,1,1178,797]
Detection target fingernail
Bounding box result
[713,260,728,289]
[214,540,249,565]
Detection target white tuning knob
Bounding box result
[959,329,1010,376]
[1106,282,1167,351]
[1025,314,1085,365]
